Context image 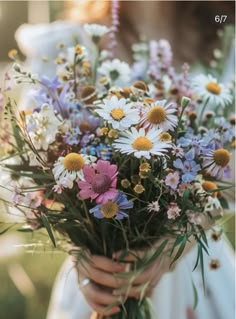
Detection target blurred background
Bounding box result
[0,1,235,319]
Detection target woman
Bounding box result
[15,1,235,318]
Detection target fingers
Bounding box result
[113,249,147,262]
[78,261,126,289]
[89,301,120,317]
[81,281,121,317]
[90,255,125,273]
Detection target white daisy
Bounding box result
[202,148,231,179]
[140,100,178,131]
[98,59,131,87]
[113,127,172,159]
[52,153,96,188]
[192,74,232,107]
[95,95,140,130]
[84,24,110,42]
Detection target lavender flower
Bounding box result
[174,153,200,183]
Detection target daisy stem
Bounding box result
[198,97,210,125]
[92,45,99,85]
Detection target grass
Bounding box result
[0,230,66,319]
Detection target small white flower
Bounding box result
[187,211,203,225]
[167,202,181,220]
[113,127,172,159]
[84,24,110,40]
[95,96,139,130]
[140,100,178,131]
[98,59,131,87]
[192,74,232,107]
[204,196,222,214]
[67,46,87,65]
[147,200,160,213]
[26,104,61,150]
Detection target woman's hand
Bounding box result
[76,254,127,317]
[75,237,195,316]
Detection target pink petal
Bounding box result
[78,181,91,189]
[83,166,96,183]
[108,164,118,178]
[111,179,117,188]
[102,189,118,203]
[79,189,94,199]
[97,160,109,174]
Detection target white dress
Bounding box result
[46,237,235,319]
[15,22,235,319]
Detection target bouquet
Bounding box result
[0,23,235,319]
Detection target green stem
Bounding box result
[198,97,209,125]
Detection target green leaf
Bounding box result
[193,246,200,271]
[182,189,190,205]
[41,213,56,247]
[170,236,187,267]
[191,279,199,310]
[145,239,169,267]
[0,224,14,235]
[208,185,234,193]
[199,244,205,292]
[219,196,229,209]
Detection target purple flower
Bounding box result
[96,144,112,161]
[165,171,180,190]
[89,192,133,219]
[173,158,200,183]
[179,132,209,156]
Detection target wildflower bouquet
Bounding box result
[0,23,235,319]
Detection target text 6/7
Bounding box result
[215,15,227,23]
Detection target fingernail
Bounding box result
[114,263,125,272]
[112,289,120,296]
[112,252,119,259]
[112,306,120,313]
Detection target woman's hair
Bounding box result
[65,0,235,64]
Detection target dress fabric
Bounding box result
[46,237,235,319]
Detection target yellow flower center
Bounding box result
[213,149,230,167]
[110,108,125,121]
[139,162,151,173]
[132,137,153,151]
[75,45,84,55]
[101,201,119,218]
[147,106,167,124]
[202,181,218,197]
[160,132,172,142]
[63,153,85,171]
[134,184,145,194]
[205,82,221,95]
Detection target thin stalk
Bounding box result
[198,98,209,125]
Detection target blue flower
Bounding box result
[96,144,112,161]
[179,131,209,156]
[64,127,81,146]
[89,192,133,220]
[80,145,97,156]
[173,158,200,183]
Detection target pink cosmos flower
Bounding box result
[78,160,118,204]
